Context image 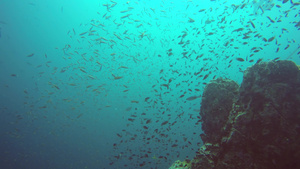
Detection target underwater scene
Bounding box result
[0,0,300,169]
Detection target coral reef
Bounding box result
[169,160,191,169]
[169,60,300,169]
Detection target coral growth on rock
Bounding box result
[169,160,192,169]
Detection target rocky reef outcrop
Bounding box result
[170,60,300,169]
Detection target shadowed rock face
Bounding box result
[200,78,239,145]
[192,60,300,169]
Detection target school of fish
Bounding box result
[8,0,300,168]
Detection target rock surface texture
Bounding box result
[189,60,300,169]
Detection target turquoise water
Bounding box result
[0,0,299,168]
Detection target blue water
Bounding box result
[0,0,299,169]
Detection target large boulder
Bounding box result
[191,60,300,169]
[200,78,239,144]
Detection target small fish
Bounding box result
[79,68,87,73]
[128,118,135,122]
[268,36,275,42]
[203,74,210,80]
[242,36,250,39]
[188,17,195,23]
[232,28,244,32]
[120,14,132,19]
[113,76,123,80]
[161,84,169,89]
[87,75,95,79]
[123,30,128,34]
[79,32,87,36]
[77,113,83,119]
[161,121,168,126]
[53,84,60,90]
[27,53,34,57]
[68,83,76,86]
[236,57,245,62]
[86,85,93,88]
[114,33,122,40]
[136,24,143,28]
[249,21,255,28]
[284,44,290,50]
[186,96,199,101]
[256,58,263,64]
[262,38,268,42]
[39,106,47,109]
[120,9,130,13]
[267,16,275,23]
